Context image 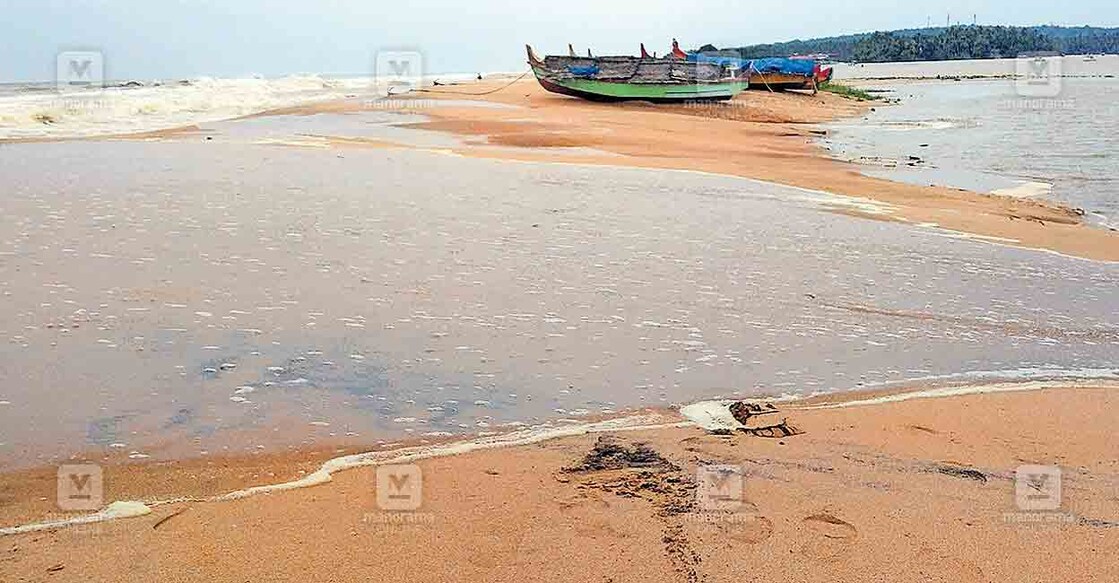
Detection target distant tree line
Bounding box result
[851,26,1053,62]
[701,25,1119,62]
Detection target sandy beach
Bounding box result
[1,69,1117,583]
[2,383,1117,581]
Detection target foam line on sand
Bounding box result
[5,372,1117,536]
[0,413,686,536]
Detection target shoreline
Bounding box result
[3,380,1116,581]
[290,77,1119,261]
[3,376,1116,534]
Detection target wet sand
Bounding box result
[297,78,1117,262]
[2,384,1116,582]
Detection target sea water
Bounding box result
[827,56,1119,228]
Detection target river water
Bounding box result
[826,56,1119,228]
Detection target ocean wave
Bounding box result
[0,74,451,140]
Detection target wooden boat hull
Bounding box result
[748,72,816,91]
[533,72,748,102]
[525,46,748,103]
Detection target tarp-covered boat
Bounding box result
[689,53,833,92]
[526,44,748,103]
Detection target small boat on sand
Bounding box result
[749,57,834,91]
[690,53,833,92]
[526,43,748,103]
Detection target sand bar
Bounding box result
[285,78,1117,262]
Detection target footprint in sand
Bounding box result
[724,514,774,545]
[799,513,858,560]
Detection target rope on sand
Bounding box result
[413,70,532,96]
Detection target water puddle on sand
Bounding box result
[0,123,1116,466]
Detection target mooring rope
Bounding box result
[412,70,532,96]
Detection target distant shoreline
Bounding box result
[705,24,1119,64]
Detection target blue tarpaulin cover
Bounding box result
[748,57,816,76]
[567,65,600,77]
[688,54,815,77]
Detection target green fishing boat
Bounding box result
[526,43,748,103]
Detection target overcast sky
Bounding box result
[4,0,1118,81]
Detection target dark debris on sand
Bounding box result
[563,436,703,582]
[727,401,804,438]
[565,435,679,473]
[929,463,988,483]
[729,401,779,425]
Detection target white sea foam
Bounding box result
[29,370,1099,535]
[678,401,744,431]
[0,412,686,536]
[680,370,1119,429]
[2,369,1117,536]
[215,413,686,501]
[0,73,481,140]
[802,379,1119,409]
[0,501,151,537]
[843,367,1119,392]
[991,181,1054,198]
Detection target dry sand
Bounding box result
[2,385,1117,582]
[295,78,1117,262]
